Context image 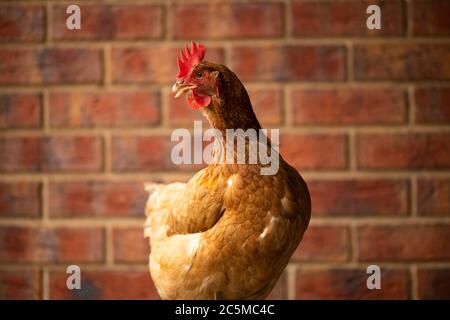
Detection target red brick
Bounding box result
[296,268,409,299]
[49,270,158,299]
[417,268,450,299]
[354,44,450,80]
[231,45,346,81]
[111,135,173,172]
[266,271,286,300]
[292,1,404,36]
[0,182,41,218]
[249,89,283,127]
[113,227,149,263]
[49,181,147,218]
[172,3,283,39]
[0,135,103,172]
[292,226,350,262]
[356,132,450,170]
[52,5,163,40]
[111,135,205,172]
[0,270,41,299]
[0,48,102,84]
[411,0,450,36]
[280,133,348,170]
[418,178,450,216]
[111,46,224,84]
[357,225,450,261]
[168,93,205,126]
[307,179,409,216]
[49,91,160,128]
[0,5,45,42]
[0,226,104,263]
[293,88,406,125]
[168,88,282,127]
[414,87,450,124]
[0,94,42,129]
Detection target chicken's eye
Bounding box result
[196,71,204,79]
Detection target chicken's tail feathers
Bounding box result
[143,182,186,240]
[144,182,164,194]
[144,182,185,215]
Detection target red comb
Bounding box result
[176,42,206,79]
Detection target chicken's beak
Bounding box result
[172,82,197,99]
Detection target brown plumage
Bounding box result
[144,42,311,300]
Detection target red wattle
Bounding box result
[187,91,211,110]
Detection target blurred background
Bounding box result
[0,0,449,299]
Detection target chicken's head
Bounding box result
[172,42,219,110]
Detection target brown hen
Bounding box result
[144,42,311,300]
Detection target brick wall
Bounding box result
[0,0,449,300]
